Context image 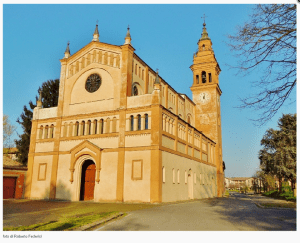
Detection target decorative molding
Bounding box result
[132,160,143,180]
[69,140,102,184]
[38,163,47,181]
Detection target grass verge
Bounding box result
[3,211,117,231]
[260,203,296,209]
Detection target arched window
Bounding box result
[50,124,54,138]
[145,114,148,130]
[202,71,206,83]
[100,119,104,134]
[137,114,141,130]
[39,126,43,139]
[112,117,117,133]
[87,120,91,135]
[196,75,199,84]
[93,119,97,134]
[185,170,187,184]
[44,125,49,139]
[75,122,79,136]
[187,116,191,125]
[106,118,110,133]
[130,115,134,131]
[209,73,212,83]
[135,64,137,75]
[81,121,85,136]
[69,122,73,137]
[202,44,205,51]
[162,167,166,183]
[177,169,180,184]
[133,85,138,96]
[172,168,175,184]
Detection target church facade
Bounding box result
[25,23,224,203]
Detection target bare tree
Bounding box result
[3,115,16,152]
[228,4,296,125]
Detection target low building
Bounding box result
[3,156,27,199]
[225,177,255,190]
[3,147,18,160]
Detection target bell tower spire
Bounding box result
[190,20,224,197]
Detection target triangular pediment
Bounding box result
[70,140,102,157]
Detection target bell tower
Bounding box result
[190,21,224,197]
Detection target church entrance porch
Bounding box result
[80,160,96,201]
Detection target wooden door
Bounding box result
[3,177,16,199]
[80,161,96,201]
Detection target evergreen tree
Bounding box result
[259,114,296,191]
[15,79,59,165]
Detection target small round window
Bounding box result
[85,73,101,93]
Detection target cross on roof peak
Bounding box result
[201,13,207,25]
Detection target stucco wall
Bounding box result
[30,155,53,199]
[123,150,151,202]
[162,151,217,202]
[94,152,118,201]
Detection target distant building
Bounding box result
[25,22,225,203]
[225,177,255,189]
[3,147,18,160]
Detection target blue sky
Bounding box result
[3,3,296,178]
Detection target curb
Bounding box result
[71,212,125,231]
[252,201,296,210]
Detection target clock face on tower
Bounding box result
[198,92,210,104]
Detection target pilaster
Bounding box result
[25,120,38,198]
[57,59,67,117]
[150,105,162,203]
[120,44,135,108]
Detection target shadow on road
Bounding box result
[207,193,296,231]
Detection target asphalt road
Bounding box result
[96,192,296,231]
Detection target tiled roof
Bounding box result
[3,155,26,168]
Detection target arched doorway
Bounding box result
[80,160,96,201]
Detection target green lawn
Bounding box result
[3,212,119,231]
[3,200,162,231]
